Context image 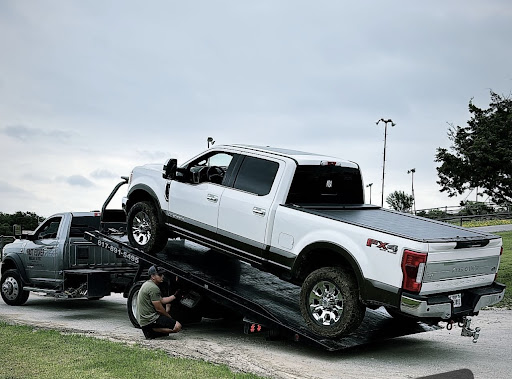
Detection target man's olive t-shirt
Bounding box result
[136,280,161,327]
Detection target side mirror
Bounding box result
[163,158,178,180]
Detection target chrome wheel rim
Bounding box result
[2,277,20,301]
[131,211,152,246]
[308,280,343,326]
[131,289,139,321]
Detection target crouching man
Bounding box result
[137,265,182,339]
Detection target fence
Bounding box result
[416,201,512,226]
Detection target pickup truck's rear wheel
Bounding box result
[127,201,168,254]
[1,269,30,306]
[300,267,365,338]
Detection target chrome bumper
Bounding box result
[400,286,506,319]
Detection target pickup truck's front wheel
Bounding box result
[1,269,30,306]
[300,267,365,338]
[127,201,168,254]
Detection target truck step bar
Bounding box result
[85,230,441,351]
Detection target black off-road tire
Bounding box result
[1,269,30,306]
[300,267,366,338]
[127,282,143,328]
[127,201,168,254]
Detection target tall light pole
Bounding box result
[207,137,215,148]
[376,118,395,207]
[408,168,416,214]
[366,183,373,204]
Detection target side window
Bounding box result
[233,156,279,196]
[35,217,62,240]
[188,152,234,185]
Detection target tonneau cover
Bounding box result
[291,206,499,243]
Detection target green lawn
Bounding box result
[0,322,263,379]
[496,231,512,308]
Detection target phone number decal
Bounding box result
[97,240,139,264]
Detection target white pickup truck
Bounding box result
[122,144,505,338]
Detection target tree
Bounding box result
[435,91,512,204]
[386,191,414,212]
[0,211,44,236]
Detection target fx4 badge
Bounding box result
[366,238,398,254]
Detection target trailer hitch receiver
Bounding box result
[459,316,481,343]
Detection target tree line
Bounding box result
[0,212,45,236]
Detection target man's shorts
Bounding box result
[141,315,177,339]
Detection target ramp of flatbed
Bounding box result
[85,232,441,351]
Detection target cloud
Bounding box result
[90,169,118,180]
[56,175,95,188]
[136,150,172,162]
[0,125,74,142]
[0,180,32,196]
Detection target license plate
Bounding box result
[449,293,462,307]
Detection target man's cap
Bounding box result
[148,265,165,276]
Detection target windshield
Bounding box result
[286,165,364,205]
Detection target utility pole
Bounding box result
[366,183,373,204]
[376,118,395,207]
[408,168,416,214]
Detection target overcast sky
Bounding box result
[1,1,511,218]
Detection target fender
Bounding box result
[126,183,164,222]
[1,255,31,285]
[292,241,365,287]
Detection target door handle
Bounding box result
[206,194,219,203]
[253,207,266,216]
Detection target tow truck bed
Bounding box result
[85,231,440,351]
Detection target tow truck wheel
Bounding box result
[300,267,365,338]
[127,282,143,328]
[127,201,168,254]
[1,269,30,306]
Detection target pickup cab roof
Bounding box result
[220,144,360,168]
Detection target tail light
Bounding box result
[401,249,427,293]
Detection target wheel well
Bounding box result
[1,257,29,284]
[1,259,16,275]
[292,244,363,287]
[126,189,161,221]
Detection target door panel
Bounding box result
[217,156,283,261]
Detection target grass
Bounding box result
[0,322,263,379]
[496,231,512,308]
[462,219,512,228]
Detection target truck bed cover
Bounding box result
[290,205,499,243]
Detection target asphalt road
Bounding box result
[1,293,511,379]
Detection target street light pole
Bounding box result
[366,183,373,204]
[408,168,416,214]
[376,118,395,207]
[207,137,215,148]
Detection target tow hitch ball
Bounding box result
[447,317,481,343]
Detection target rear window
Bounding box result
[70,216,101,238]
[286,165,363,205]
